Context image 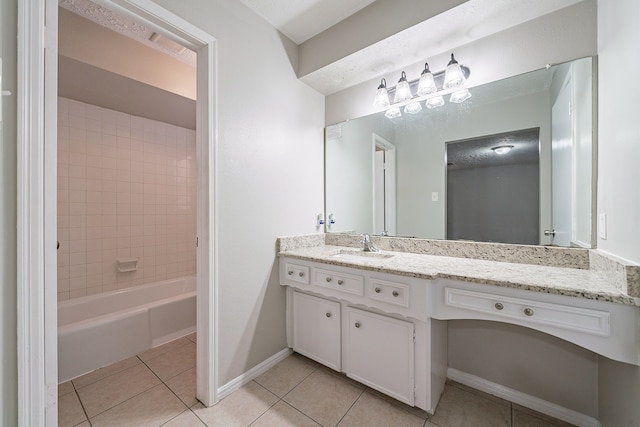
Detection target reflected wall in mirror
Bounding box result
[325,57,594,248]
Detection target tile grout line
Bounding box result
[334,386,367,427]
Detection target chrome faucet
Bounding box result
[361,234,378,252]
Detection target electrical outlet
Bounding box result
[599,213,607,239]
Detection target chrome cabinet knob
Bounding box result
[326,277,332,282]
[544,229,556,236]
[495,302,504,310]
[524,308,534,316]
[355,322,361,328]
[298,272,304,277]
[374,287,381,293]
[326,312,332,318]
[288,270,293,276]
[337,280,344,285]
[392,290,399,297]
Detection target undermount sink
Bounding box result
[330,249,394,262]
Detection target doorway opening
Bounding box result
[372,133,396,236]
[17,0,218,423]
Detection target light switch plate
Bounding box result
[431,192,438,202]
[599,213,607,239]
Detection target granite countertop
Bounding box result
[278,245,640,306]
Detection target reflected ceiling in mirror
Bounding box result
[325,57,594,248]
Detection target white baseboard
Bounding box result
[217,348,292,400]
[447,368,601,427]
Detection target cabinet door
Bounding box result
[292,291,341,371]
[344,307,414,405]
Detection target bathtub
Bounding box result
[58,276,196,382]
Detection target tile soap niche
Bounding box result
[117,258,138,273]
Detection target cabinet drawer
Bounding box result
[369,278,409,308]
[444,287,611,336]
[284,262,310,285]
[314,268,364,296]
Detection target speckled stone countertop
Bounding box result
[278,244,640,306]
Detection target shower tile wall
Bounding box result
[57,97,197,301]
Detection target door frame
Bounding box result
[17,0,219,424]
[372,133,396,236]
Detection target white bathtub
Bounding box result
[58,276,196,382]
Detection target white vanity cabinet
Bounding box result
[280,257,447,412]
[344,306,415,405]
[291,291,341,371]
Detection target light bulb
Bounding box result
[425,96,445,109]
[394,71,412,103]
[384,107,402,119]
[372,78,390,108]
[416,63,437,97]
[450,88,471,103]
[404,102,422,114]
[443,53,465,89]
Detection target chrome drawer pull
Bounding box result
[524,308,534,316]
[495,302,504,310]
[337,280,344,285]
[326,312,332,318]
[288,270,293,275]
[298,272,304,277]
[326,277,332,282]
[392,290,399,297]
[355,322,361,328]
[374,287,381,293]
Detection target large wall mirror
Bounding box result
[325,57,595,247]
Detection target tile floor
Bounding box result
[59,334,575,427]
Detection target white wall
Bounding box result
[597,0,640,424]
[150,0,325,385]
[0,0,18,424]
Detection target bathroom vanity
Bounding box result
[278,236,640,414]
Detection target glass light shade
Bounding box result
[372,78,390,108]
[416,63,437,96]
[384,107,402,119]
[492,145,514,155]
[425,96,445,109]
[373,87,390,108]
[404,102,422,114]
[449,88,471,103]
[394,71,412,103]
[443,54,465,89]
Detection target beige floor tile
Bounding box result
[138,337,191,362]
[72,356,141,389]
[512,405,576,427]
[337,390,426,427]
[255,354,317,397]
[192,381,279,427]
[283,369,365,427]
[166,367,198,407]
[58,381,75,397]
[163,409,206,426]
[77,363,161,418]
[75,422,91,427]
[58,392,87,427]
[145,340,196,381]
[364,386,430,420]
[425,422,439,427]
[428,384,511,427]
[186,332,197,343]
[253,400,322,427]
[90,384,186,427]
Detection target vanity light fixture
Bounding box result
[491,145,514,155]
[394,71,412,103]
[372,78,390,108]
[373,53,471,119]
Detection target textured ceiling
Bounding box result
[238,0,376,44]
[59,0,196,67]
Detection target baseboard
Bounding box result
[217,348,292,400]
[447,368,601,427]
